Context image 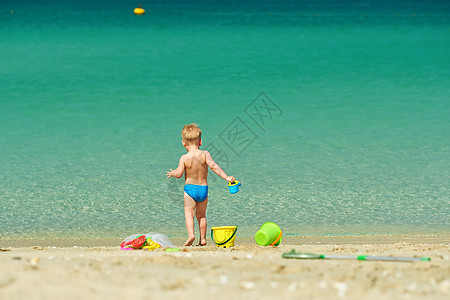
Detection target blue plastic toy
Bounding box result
[228,181,241,194]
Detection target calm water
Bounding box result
[1,1,449,240]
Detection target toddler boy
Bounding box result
[166,123,235,246]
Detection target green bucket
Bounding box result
[255,222,282,246]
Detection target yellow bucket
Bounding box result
[211,226,238,248]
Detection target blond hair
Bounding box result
[181,123,202,144]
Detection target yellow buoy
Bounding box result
[134,7,145,15]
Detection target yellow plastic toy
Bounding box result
[211,226,238,248]
[142,238,161,251]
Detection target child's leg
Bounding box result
[183,192,196,246]
[196,198,208,246]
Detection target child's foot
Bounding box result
[184,236,195,246]
[198,239,207,246]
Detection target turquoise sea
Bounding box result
[1,1,449,241]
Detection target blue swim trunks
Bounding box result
[184,184,208,202]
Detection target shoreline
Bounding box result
[1,233,449,248]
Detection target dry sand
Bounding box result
[1,235,449,300]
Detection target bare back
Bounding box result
[182,149,208,185]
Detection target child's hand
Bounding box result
[166,169,174,179]
[226,176,236,182]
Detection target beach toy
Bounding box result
[142,238,161,251]
[120,240,132,248]
[282,249,431,262]
[165,248,181,252]
[211,226,238,248]
[120,233,174,250]
[134,4,145,15]
[131,235,146,249]
[147,232,175,248]
[132,235,147,248]
[120,246,134,250]
[120,235,146,249]
[120,235,146,250]
[228,181,241,194]
[255,222,282,246]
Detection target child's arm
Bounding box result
[166,156,185,179]
[205,151,235,182]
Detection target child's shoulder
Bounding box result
[178,153,189,162]
[199,150,212,158]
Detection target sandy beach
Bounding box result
[1,235,449,300]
